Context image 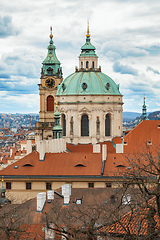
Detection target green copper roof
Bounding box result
[54,105,61,118]
[142,97,148,120]
[41,29,62,78]
[79,26,98,58]
[56,71,122,96]
[43,39,60,64]
[53,106,63,139]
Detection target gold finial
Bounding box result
[50,26,53,39]
[56,102,58,106]
[86,20,90,37]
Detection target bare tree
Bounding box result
[112,143,160,239]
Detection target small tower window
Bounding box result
[47,95,54,111]
[81,114,89,136]
[86,61,89,68]
[81,61,83,68]
[92,61,94,68]
[105,114,111,136]
[47,67,53,75]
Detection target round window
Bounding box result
[82,82,87,90]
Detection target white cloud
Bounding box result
[0,0,160,112]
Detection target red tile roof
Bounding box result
[0,120,159,179]
[106,197,160,237]
[124,120,160,153]
[0,151,102,176]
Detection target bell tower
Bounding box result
[35,28,63,141]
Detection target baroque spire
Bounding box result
[41,27,62,78]
[142,96,148,120]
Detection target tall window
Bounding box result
[46,182,52,190]
[26,182,31,190]
[81,114,89,136]
[105,114,110,136]
[6,182,11,189]
[47,95,54,111]
[88,183,94,188]
[81,61,83,68]
[62,114,66,136]
[86,61,89,68]
[92,61,94,68]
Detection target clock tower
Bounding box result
[35,28,63,140]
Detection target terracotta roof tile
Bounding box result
[0,151,102,176]
[106,197,160,237]
[124,120,160,153]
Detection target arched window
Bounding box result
[81,114,89,136]
[105,114,111,136]
[47,95,54,111]
[47,67,53,75]
[81,61,83,68]
[62,114,66,136]
[86,61,89,68]
[92,61,94,68]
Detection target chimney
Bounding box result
[93,144,100,153]
[37,192,46,212]
[101,144,107,176]
[102,144,107,161]
[116,143,123,153]
[45,223,55,240]
[39,141,45,161]
[10,148,13,157]
[27,140,32,155]
[47,190,54,202]
[62,184,71,205]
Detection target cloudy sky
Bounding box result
[0,0,160,113]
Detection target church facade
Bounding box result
[35,27,123,144]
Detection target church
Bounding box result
[35,26,123,145]
[0,26,159,203]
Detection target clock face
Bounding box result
[45,78,55,88]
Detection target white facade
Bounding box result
[57,94,123,144]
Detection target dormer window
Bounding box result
[106,83,110,90]
[23,164,33,167]
[75,164,86,167]
[147,140,152,145]
[62,83,65,91]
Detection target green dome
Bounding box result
[56,71,122,96]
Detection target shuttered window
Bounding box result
[47,95,54,111]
